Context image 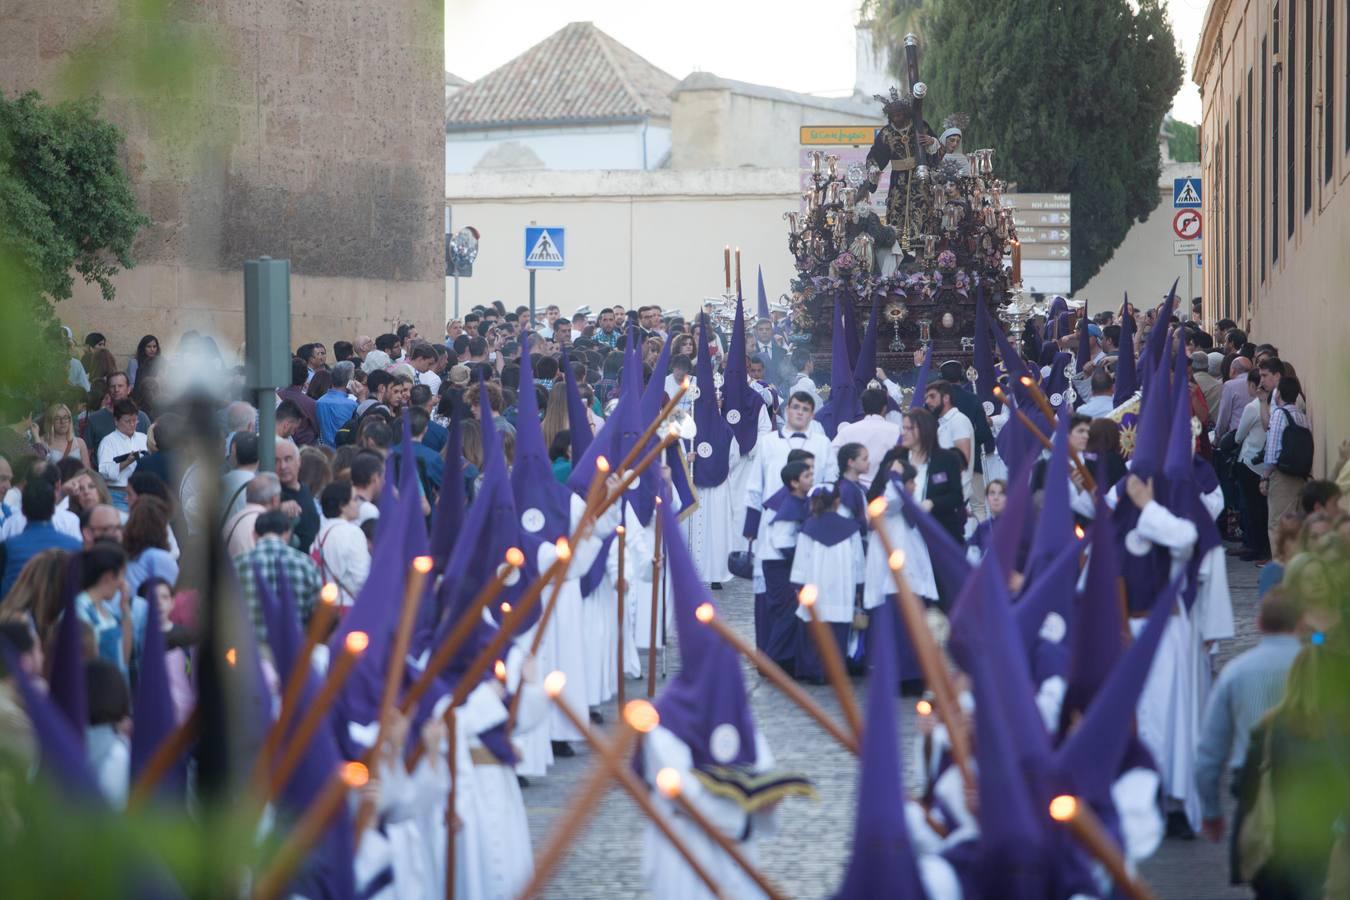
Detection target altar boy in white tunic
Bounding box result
[688,314,740,585]
[639,498,814,900]
[790,487,865,682]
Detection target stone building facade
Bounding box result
[1,0,445,356]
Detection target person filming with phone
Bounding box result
[97,399,149,511]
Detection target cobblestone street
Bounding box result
[522,556,1265,899]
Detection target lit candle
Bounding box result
[1049,795,1157,900]
[797,585,862,743]
[724,246,731,291]
[696,602,858,755]
[398,548,522,715]
[519,698,649,900]
[1011,239,1022,285]
[616,524,627,708]
[867,498,973,791]
[656,768,788,900]
[734,247,742,298]
[648,498,663,699]
[253,761,370,900]
[268,631,369,799]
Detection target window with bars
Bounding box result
[1261,39,1268,283]
[1303,0,1313,214]
[1326,0,1335,183]
[1288,0,1296,237]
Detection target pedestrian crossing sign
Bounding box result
[524,227,565,270]
[1173,178,1202,208]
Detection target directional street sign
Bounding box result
[1174,239,1202,256]
[1173,177,1202,208]
[1020,243,1073,261]
[524,226,565,270]
[1012,210,1071,227]
[1011,226,1070,244]
[1172,209,1202,240]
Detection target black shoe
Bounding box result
[517,775,531,788]
[589,709,604,725]
[710,581,724,590]
[551,741,576,758]
[899,678,926,697]
[1165,811,1196,840]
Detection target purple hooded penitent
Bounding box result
[1058,496,1127,736]
[692,314,734,488]
[651,496,755,772]
[130,578,186,802]
[428,402,465,577]
[756,265,771,322]
[816,301,860,438]
[1024,406,1074,582]
[831,601,929,900]
[1113,294,1139,407]
[851,293,882,395]
[722,290,765,456]
[48,552,86,734]
[562,355,593,464]
[512,349,574,542]
[973,285,999,415]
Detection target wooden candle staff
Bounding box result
[544,675,724,898]
[797,585,863,744]
[695,603,858,755]
[398,548,523,716]
[1017,376,1098,493]
[128,706,200,810]
[614,382,689,478]
[251,761,369,900]
[267,631,369,800]
[250,585,341,796]
[445,706,458,900]
[517,700,653,899]
[867,498,974,791]
[1049,795,1156,900]
[647,497,663,698]
[616,524,627,708]
[656,768,787,900]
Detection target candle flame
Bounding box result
[555,537,572,561]
[680,377,691,390]
[615,525,625,536]
[666,425,680,439]
[655,767,683,798]
[1074,525,1086,540]
[1049,795,1078,821]
[695,603,715,624]
[320,583,339,606]
[225,647,237,667]
[341,761,370,788]
[623,700,660,733]
[888,549,906,571]
[500,602,512,615]
[798,584,818,608]
[916,699,933,716]
[543,671,566,697]
[412,555,433,574]
[493,660,507,682]
[867,496,888,519]
[655,496,663,506]
[345,631,370,654]
[1019,375,1033,387]
[596,456,611,475]
[505,547,525,567]
[992,385,1005,398]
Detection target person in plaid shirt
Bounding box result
[233,508,324,642]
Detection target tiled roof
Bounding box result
[445,72,469,88]
[445,22,677,129]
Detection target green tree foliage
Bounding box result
[1168,119,1199,162]
[882,0,1183,291]
[0,91,148,420]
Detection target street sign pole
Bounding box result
[243,257,291,473]
[1187,258,1193,318]
[529,269,537,327]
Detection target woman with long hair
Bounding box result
[0,548,71,646]
[84,347,119,386]
[306,369,334,402]
[40,403,91,468]
[122,495,178,598]
[899,407,967,543]
[128,335,160,386]
[541,382,571,449]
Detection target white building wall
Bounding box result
[445,122,671,174]
[1075,162,1202,316]
[444,169,800,320]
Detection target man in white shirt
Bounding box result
[925,382,975,502]
[314,480,371,607]
[742,391,836,538]
[0,459,81,541]
[831,388,901,489]
[407,342,442,394]
[1076,368,1116,418]
[96,400,150,501]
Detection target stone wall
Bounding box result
[0,0,445,355]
